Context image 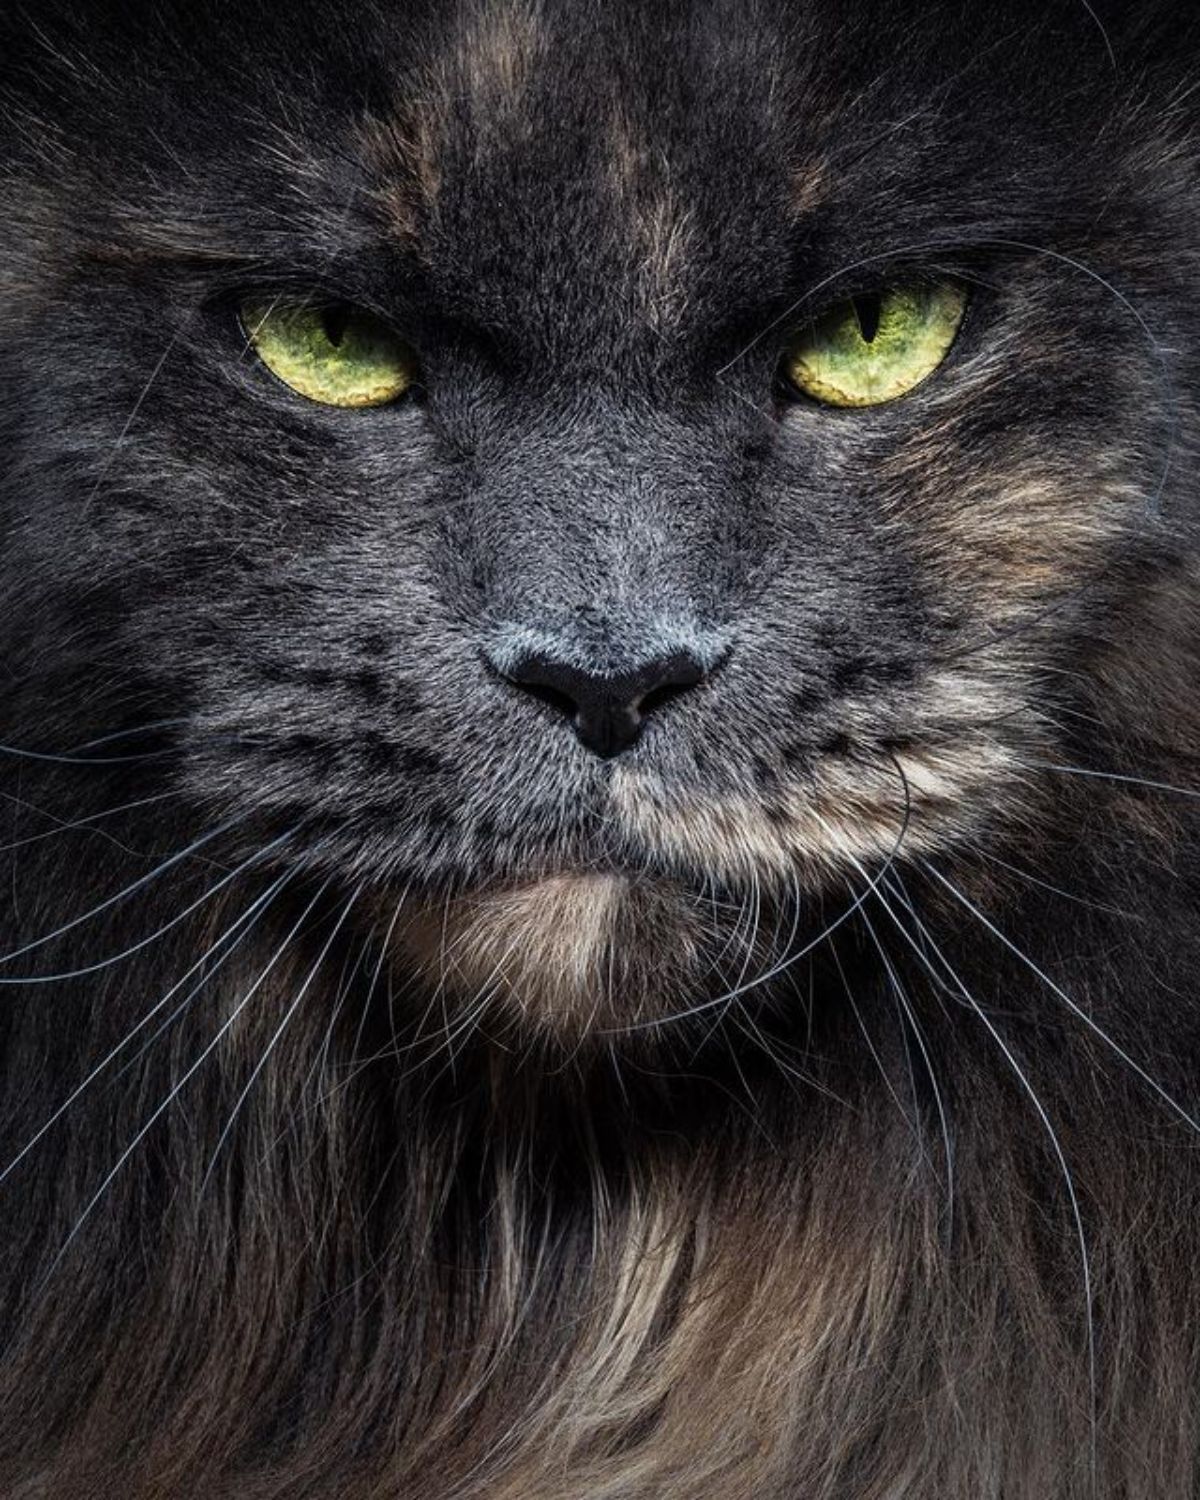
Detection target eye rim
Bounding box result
[777,278,970,411]
[237,292,422,410]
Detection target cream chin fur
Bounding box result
[393,731,1024,1035]
[395,872,630,1029]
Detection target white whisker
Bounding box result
[921,858,1200,1136]
[874,870,1098,1490]
[0,866,295,1188]
[199,881,363,1191]
[0,808,260,973]
[39,873,336,1284]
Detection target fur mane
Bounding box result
[3,751,1200,1498]
[3,2,1200,1496]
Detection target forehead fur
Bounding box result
[453,0,548,106]
[0,0,1194,997]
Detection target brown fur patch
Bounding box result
[357,110,442,244]
[456,0,547,106]
[790,156,828,218]
[606,106,695,332]
[359,0,549,246]
[395,873,626,1030]
[388,868,804,1038]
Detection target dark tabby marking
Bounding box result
[1,1,1199,1495]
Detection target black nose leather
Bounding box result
[504,650,708,758]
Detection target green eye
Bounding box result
[782,282,967,408]
[240,297,419,408]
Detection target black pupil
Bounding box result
[852,294,882,343]
[322,305,352,347]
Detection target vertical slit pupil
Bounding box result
[322,305,352,348]
[852,294,882,344]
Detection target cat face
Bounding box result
[0,0,1186,1034]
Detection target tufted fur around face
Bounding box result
[1,0,1200,1495]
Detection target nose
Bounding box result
[502,649,709,758]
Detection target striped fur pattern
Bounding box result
[1,1,1200,1494]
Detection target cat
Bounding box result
[1,0,1199,1494]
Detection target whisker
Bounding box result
[829,932,922,1145]
[717,876,810,1062]
[0,726,250,767]
[38,871,336,1286]
[872,871,1099,1490]
[973,846,1136,918]
[78,329,184,525]
[419,920,534,1082]
[199,880,362,1192]
[1026,761,1200,800]
[105,869,299,1091]
[0,807,258,972]
[0,820,295,984]
[62,719,194,754]
[348,885,411,1065]
[0,787,177,856]
[920,859,1200,1136]
[730,1008,851,1110]
[0,866,295,1188]
[609,762,912,1036]
[298,922,377,1105]
[692,867,765,1056]
[1076,0,1118,74]
[857,893,955,1215]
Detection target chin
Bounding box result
[389,868,795,1042]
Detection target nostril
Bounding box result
[640,682,689,715]
[497,648,713,759]
[638,662,706,718]
[510,677,578,722]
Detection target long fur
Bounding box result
[2,1,1200,1495]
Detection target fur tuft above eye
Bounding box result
[782,281,967,408]
[239,297,419,408]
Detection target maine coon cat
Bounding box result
[1,1,1199,1495]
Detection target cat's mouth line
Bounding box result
[346,731,1004,1032]
[601,738,1014,885]
[248,734,1014,916]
